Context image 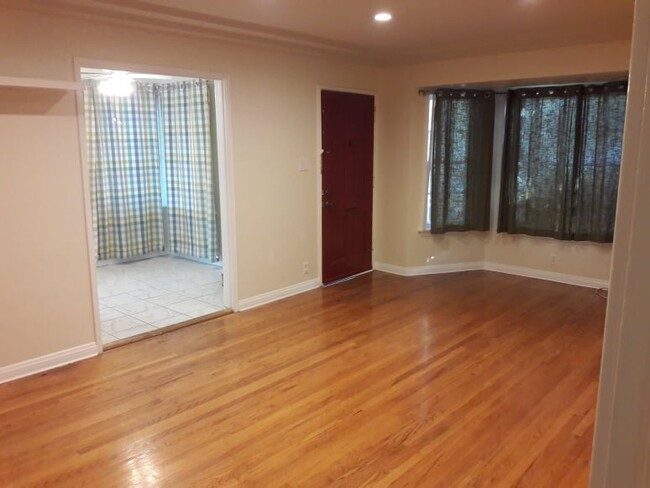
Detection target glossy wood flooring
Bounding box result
[0,271,606,487]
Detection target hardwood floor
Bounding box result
[0,271,605,487]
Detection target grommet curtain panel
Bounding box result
[430,89,495,234]
[159,80,220,263]
[84,79,220,263]
[498,82,627,243]
[84,81,164,261]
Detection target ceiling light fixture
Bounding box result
[374,12,392,22]
[98,72,134,97]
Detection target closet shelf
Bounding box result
[0,76,82,91]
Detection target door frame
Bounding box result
[316,85,377,285]
[73,58,239,352]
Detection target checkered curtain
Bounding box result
[84,81,164,261]
[159,81,219,263]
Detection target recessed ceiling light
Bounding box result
[374,12,392,22]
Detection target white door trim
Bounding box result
[73,57,239,348]
[589,0,650,484]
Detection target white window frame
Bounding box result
[422,94,435,231]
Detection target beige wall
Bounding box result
[0,89,96,366]
[375,41,631,281]
[0,6,381,367]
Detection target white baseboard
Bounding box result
[482,262,609,289]
[237,278,321,311]
[0,342,99,385]
[0,263,607,384]
[374,261,484,276]
[375,260,609,289]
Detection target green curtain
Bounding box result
[158,80,220,263]
[498,82,627,243]
[84,81,164,261]
[573,83,627,242]
[430,89,495,234]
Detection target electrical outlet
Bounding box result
[302,261,310,275]
[550,254,557,266]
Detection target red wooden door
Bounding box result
[321,90,374,284]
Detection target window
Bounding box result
[498,82,627,243]
[424,95,434,230]
[425,89,495,233]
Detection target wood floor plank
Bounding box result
[0,271,605,487]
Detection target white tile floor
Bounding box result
[96,256,225,344]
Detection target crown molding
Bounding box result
[4,0,381,65]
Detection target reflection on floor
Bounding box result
[96,256,224,344]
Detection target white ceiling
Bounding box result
[26,0,635,64]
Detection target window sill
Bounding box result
[417,229,495,236]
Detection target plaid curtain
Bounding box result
[84,81,164,261]
[159,81,219,262]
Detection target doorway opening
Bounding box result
[80,67,231,345]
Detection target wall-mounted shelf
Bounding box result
[0,76,82,91]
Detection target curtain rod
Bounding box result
[418,80,627,97]
[418,86,508,95]
[418,88,507,96]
